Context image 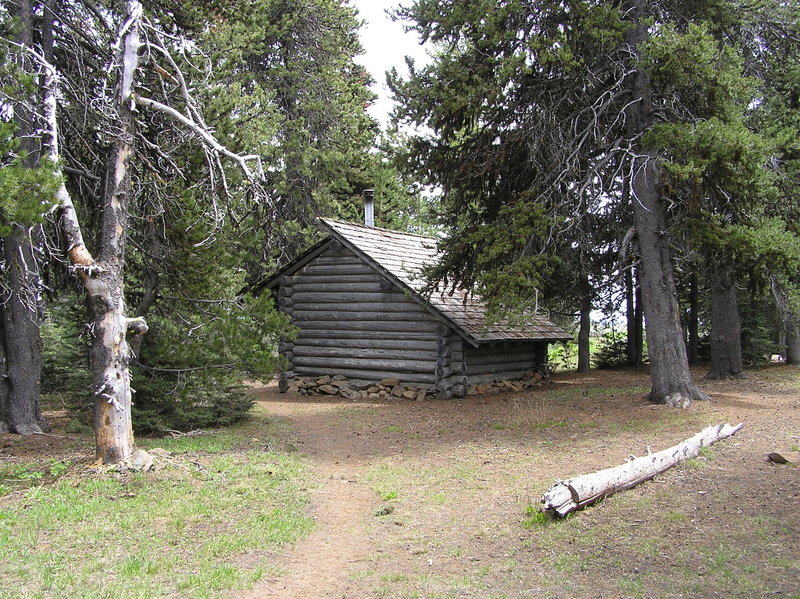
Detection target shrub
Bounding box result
[592,331,629,369]
[549,340,577,371]
[132,373,254,434]
[41,293,91,396]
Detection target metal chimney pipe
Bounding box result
[363,188,375,227]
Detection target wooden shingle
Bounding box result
[319,219,570,346]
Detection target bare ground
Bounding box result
[237,366,800,599]
[2,366,798,598]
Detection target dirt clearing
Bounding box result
[241,366,800,599]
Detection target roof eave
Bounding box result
[473,334,573,345]
[257,236,334,293]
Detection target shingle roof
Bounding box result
[319,219,571,346]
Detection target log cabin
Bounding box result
[263,218,571,398]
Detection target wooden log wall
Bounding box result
[464,341,547,383]
[435,325,467,399]
[279,245,442,385]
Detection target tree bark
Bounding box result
[706,267,744,379]
[625,268,636,365]
[0,0,48,435]
[687,272,699,364]
[0,227,49,435]
[786,323,800,366]
[84,3,143,463]
[541,422,744,517]
[631,160,707,405]
[624,0,708,406]
[625,268,644,366]
[577,273,591,373]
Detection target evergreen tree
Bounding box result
[112,0,385,431]
[0,1,59,434]
[753,2,800,364]
[201,0,379,281]
[642,13,790,379]
[390,0,798,403]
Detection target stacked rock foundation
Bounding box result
[282,371,546,400]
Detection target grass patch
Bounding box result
[698,445,714,459]
[0,459,74,493]
[139,433,238,454]
[366,461,481,506]
[610,410,716,433]
[521,505,550,529]
[618,573,645,598]
[529,420,567,430]
[0,411,312,599]
[553,552,580,573]
[663,510,689,523]
[430,492,448,504]
[537,386,651,401]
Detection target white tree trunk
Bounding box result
[41,0,144,463]
[541,423,744,517]
[35,0,263,463]
[86,0,143,463]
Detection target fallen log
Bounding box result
[541,422,744,518]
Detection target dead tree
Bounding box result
[541,422,744,517]
[26,0,264,463]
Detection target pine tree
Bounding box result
[0,1,59,434]
[389,0,798,404]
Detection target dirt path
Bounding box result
[233,368,800,599]
[232,388,379,599]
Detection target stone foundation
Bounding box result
[466,371,545,396]
[282,371,546,400]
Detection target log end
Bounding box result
[541,481,577,518]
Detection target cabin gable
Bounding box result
[277,242,465,395]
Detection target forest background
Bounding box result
[0,0,799,463]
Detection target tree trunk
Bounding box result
[625,268,636,365]
[624,0,707,406]
[541,422,743,517]
[0,227,48,434]
[51,1,146,463]
[687,272,699,364]
[577,275,591,373]
[625,268,644,367]
[706,267,744,379]
[42,0,258,461]
[786,323,800,366]
[85,5,143,463]
[631,161,707,405]
[634,274,643,364]
[0,0,48,435]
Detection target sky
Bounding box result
[350,0,431,127]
